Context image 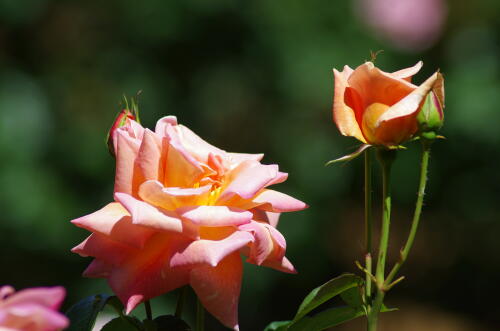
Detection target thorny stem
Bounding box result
[367,148,396,331]
[385,141,432,286]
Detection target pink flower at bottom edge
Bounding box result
[0,286,69,331]
[71,116,308,330]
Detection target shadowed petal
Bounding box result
[190,252,243,331]
[104,233,191,314]
[170,231,253,268]
[72,233,137,266]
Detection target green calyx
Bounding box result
[417,91,444,136]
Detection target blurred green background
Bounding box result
[1,0,499,330]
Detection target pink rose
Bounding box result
[355,0,447,51]
[0,286,69,331]
[71,116,307,330]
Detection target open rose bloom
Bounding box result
[0,286,68,331]
[333,61,444,146]
[71,116,307,330]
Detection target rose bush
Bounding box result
[0,286,68,331]
[71,116,307,330]
[333,61,444,146]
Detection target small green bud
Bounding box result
[417,91,444,134]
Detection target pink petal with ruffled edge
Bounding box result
[164,125,205,188]
[114,193,184,234]
[72,233,137,266]
[177,206,252,227]
[71,202,155,249]
[103,232,191,314]
[239,221,286,265]
[114,129,142,195]
[238,189,308,213]
[190,252,242,331]
[170,231,253,268]
[154,116,178,137]
[217,161,279,203]
[138,180,211,210]
[136,129,165,183]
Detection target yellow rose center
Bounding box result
[361,102,389,145]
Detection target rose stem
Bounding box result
[196,297,205,331]
[144,300,153,321]
[367,148,396,331]
[175,286,188,318]
[385,140,432,286]
[364,148,374,304]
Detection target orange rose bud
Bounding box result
[107,109,136,156]
[333,61,442,146]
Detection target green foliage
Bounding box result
[65,294,114,331]
[292,273,363,322]
[101,317,142,331]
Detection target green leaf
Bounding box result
[153,315,192,331]
[65,294,113,331]
[340,286,363,308]
[325,144,371,166]
[292,273,363,323]
[289,306,365,331]
[101,317,142,331]
[263,320,291,331]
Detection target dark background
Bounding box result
[0,0,499,330]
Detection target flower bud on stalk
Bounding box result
[417,73,445,142]
[107,109,136,156]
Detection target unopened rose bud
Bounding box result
[107,109,136,156]
[417,91,444,131]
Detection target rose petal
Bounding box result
[377,71,441,124]
[103,232,191,314]
[190,252,242,331]
[217,161,279,203]
[239,189,308,213]
[177,206,252,227]
[114,192,184,234]
[258,256,297,274]
[154,116,178,137]
[138,180,211,210]
[333,65,366,142]
[390,61,423,81]
[164,125,205,188]
[114,129,142,196]
[136,129,165,183]
[72,233,136,266]
[170,231,253,268]
[347,62,416,109]
[2,287,66,311]
[71,202,155,248]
